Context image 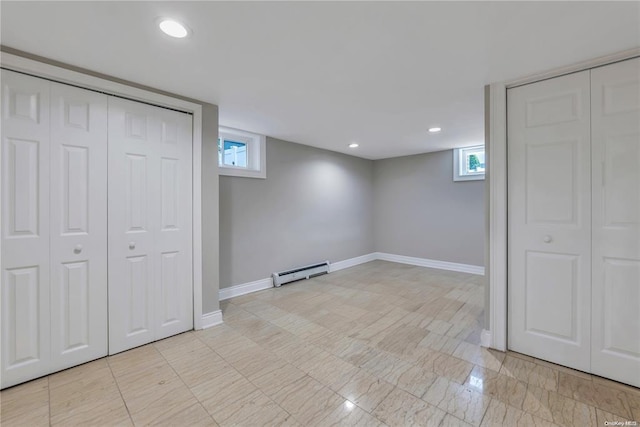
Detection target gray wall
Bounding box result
[484,85,491,326]
[201,104,220,314]
[373,150,485,266]
[220,137,375,288]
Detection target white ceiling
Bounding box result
[2,1,639,159]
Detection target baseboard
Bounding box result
[219,277,273,301]
[375,252,485,275]
[201,310,223,329]
[218,252,484,302]
[480,329,492,348]
[330,253,377,272]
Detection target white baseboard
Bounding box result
[480,329,492,348]
[201,310,223,329]
[330,253,377,272]
[218,252,484,302]
[219,277,273,301]
[375,252,485,275]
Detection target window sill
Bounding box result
[218,166,266,179]
[454,174,485,182]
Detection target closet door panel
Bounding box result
[108,98,157,354]
[49,82,108,369]
[108,97,192,354]
[155,108,192,340]
[1,70,51,388]
[591,57,640,388]
[507,70,592,372]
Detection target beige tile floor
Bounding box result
[2,260,639,426]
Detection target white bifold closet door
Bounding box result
[591,57,640,387]
[107,97,193,355]
[1,70,108,388]
[2,69,194,387]
[508,57,640,388]
[508,70,593,372]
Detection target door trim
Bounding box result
[0,52,205,330]
[486,47,640,352]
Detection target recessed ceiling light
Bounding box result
[158,19,189,38]
[428,127,442,133]
[349,143,359,148]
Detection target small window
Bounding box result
[219,139,247,167]
[218,127,266,179]
[454,145,485,181]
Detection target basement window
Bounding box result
[218,127,266,179]
[453,145,485,181]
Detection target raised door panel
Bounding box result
[591,57,640,388]
[126,154,149,232]
[1,71,51,389]
[601,259,640,357]
[58,262,90,351]
[108,97,157,354]
[49,82,108,369]
[507,70,591,372]
[124,255,153,336]
[2,267,45,368]
[525,252,581,343]
[5,138,40,237]
[525,140,579,225]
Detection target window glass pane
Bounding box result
[465,150,485,173]
[461,146,485,175]
[220,139,247,168]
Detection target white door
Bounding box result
[108,97,193,354]
[1,70,52,388]
[508,71,592,372]
[591,57,640,388]
[49,82,108,371]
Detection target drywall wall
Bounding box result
[201,104,220,314]
[484,84,491,328]
[219,137,375,288]
[373,149,485,267]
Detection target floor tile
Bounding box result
[337,370,395,413]
[422,376,491,426]
[440,413,475,427]
[210,388,295,427]
[51,394,131,426]
[0,378,50,427]
[304,352,360,391]
[499,355,558,392]
[522,383,598,425]
[274,376,344,425]
[143,402,217,426]
[416,351,474,385]
[195,370,258,413]
[250,362,307,396]
[465,365,528,409]
[556,372,631,419]
[317,400,385,427]
[480,399,559,427]
[453,341,505,373]
[372,388,447,426]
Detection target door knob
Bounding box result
[543,235,553,243]
[74,244,83,253]
[129,242,136,250]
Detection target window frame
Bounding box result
[453,144,485,181]
[218,126,266,179]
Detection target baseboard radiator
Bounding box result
[272,261,330,287]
